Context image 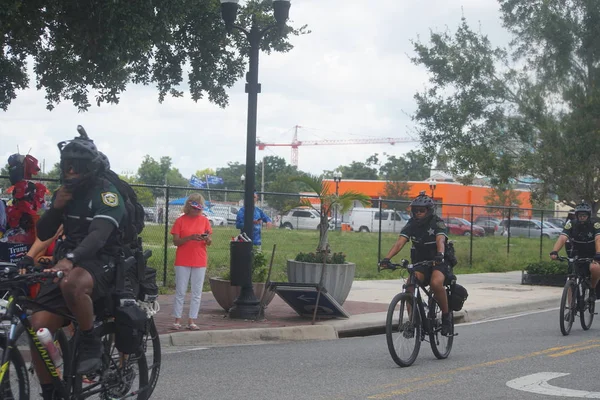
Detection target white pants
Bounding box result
[172,266,206,319]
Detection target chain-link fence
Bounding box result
[1,175,571,287]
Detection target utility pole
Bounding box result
[261,156,265,206]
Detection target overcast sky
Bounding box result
[0,0,509,181]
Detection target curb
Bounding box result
[161,325,338,347]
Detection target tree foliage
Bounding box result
[410,0,600,211]
[1,0,307,111]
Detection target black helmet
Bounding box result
[410,191,435,219]
[574,202,592,224]
[57,125,104,188]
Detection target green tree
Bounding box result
[379,151,431,181]
[380,181,412,203]
[121,175,155,207]
[334,161,378,180]
[484,185,523,218]
[410,1,600,212]
[194,168,216,180]
[1,0,307,111]
[137,155,187,198]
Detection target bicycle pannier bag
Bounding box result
[450,283,468,311]
[444,241,458,267]
[114,298,148,354]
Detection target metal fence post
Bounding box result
[469,205,474,267]
[163,185,170,287]
[539,209,544,260]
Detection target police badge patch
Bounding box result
[101,192,119,207]
[437,221,447,230]
[565,221,572,229]
[595,222,600,229]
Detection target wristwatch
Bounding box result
[65,252,77,264]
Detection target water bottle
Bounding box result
[37,328,63,378]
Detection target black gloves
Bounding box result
[594,253,600,262]
[16,255,35,272]
[550,251,559,258]
[379,258,391,269]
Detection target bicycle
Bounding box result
[380,259,456,367]
[0,256,160,400]
[556,256,597,336]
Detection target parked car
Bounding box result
[143,207,156,223]
[444,217,485,237]
[496,219,561,239]
[545,217,567,228]
[209,204,239,225]
[473,215,501,226]
[280,208,333,230]
[477,219,500,236]
[202,210,226,227]
[348,208,410,233]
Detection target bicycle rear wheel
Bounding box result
[559,280,577,336]
[0,335,29,400]
[428,296,453,359]
[386,293,421,367]
[579,282,594,330]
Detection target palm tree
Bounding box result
[289,174,371,253]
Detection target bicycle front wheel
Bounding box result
[75,321,149,400]
[0,334,29,400]
[386,293,421,367]
[559,280,577,336]
[428,296,453,359]
[144,317,161,397]
[579,282,594,330]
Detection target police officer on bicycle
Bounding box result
[24,128,125,400]
[379,191,453,335]
[550,202,600,301]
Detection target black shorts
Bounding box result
[32,258,116,316]
[413,261,454,287]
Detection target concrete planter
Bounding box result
[521,273,567,287]
[286,260,356,305]
[209,277,276,312]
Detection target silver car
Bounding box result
[496,219,562,239]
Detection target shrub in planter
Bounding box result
[523,261,568,286]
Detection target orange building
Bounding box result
[322,179,532,219]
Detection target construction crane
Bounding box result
[256,125,419,167]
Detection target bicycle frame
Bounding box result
[1,289,74,399]
[401,263,444,335]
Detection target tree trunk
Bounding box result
[317,216,330,253]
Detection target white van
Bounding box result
[209,204,240,225]
[349,208,410,233]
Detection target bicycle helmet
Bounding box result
[57,125,104,189]
[574,202,592,224]
[410,191,435,219]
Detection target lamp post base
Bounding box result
[228,285,261,319]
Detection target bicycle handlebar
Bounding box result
[0,266,63,283]
[378,259,435,272]
[555,256,594,263]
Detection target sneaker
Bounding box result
[400,321,415,339]
[564,311,572,322]
[76,331,103,375]
[589,291,597,303]
[441,313,452,336]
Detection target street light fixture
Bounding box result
[333,171,342,231]
[429,178,437,199]
[220,0,291,320]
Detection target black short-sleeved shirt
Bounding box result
[58,179,125,254]
[561,218,600,257]
[400,215,448,261]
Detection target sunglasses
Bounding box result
[413,208,428,214]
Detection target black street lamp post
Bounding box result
[333,171,342,230]
[220,0,291,319]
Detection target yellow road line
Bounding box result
[357,339,600,399]
[367,379,452,399]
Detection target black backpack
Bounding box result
[102,170,145,246]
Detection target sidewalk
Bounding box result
[156,271,564,347]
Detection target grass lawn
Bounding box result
[140,224,554,289]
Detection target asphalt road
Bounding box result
[154,307,600,399]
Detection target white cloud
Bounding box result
[0,0,506,179]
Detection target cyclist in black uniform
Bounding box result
[550,202,600,301]
[26,130,125,400]
[380,191,453,335]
